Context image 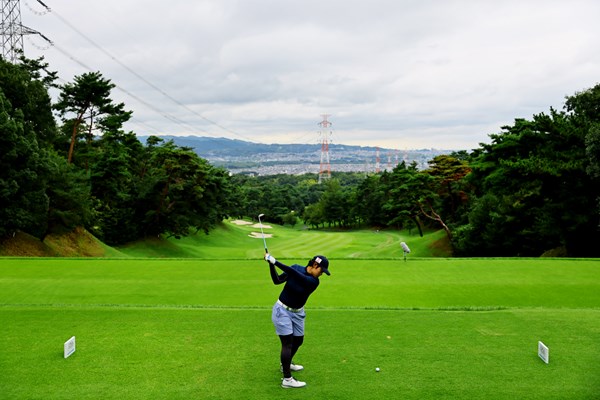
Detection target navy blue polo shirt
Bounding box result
[273,261,320,309]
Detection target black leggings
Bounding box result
[279,334,304,378]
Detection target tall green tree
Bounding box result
[586,123,600,180]
[45,150,92,234]
[87,131,142,244]
[0,56,94,239]
[54,72,131,164]
[586,123,600,219]
[354,174,388,227]
[454,105,599,256]
[424,155,471,220]
[137,140,231,239]
[319,179,347,227]
[382,163,433,236]
[0,91,49,238]
[302,202,325,229]
[1,56,58,148]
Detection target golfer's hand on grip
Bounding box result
[265,253,276,264]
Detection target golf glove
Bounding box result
[265,253,276,264]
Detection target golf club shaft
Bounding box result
[258,214,268,253]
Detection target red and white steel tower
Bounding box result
[318,114,332,183]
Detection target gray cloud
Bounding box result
[21,0,600,150]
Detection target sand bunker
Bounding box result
[248,231,273,238]
[230,220,253,225]
[230,220,273,229]
[231,220,273,238]
[252,223,272,229]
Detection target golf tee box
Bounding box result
[538,341,549,364]
[64,336,76,359]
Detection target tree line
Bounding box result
[1,56,598,256]
[0,57,232,245]
[228,90,600,256]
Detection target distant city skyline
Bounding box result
[153,135,450,176]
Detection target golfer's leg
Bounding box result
[279,334,294,378]
[273,304,295,377]
[290,310,306,363]
[291,335,304,360]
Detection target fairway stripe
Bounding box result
[1,304,598,314]
[0,303,522,312]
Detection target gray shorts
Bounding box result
[272,301,306,336]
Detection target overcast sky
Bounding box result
[20,0,600,150]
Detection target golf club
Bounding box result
[258,213,268,253]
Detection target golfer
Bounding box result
[264,253,330,388]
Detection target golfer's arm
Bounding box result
[275,261,310,282]
[269,262,287,284]
[274,260,295,274]
[276,262,316,286]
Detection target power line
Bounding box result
[51,71,168,136]
[36,2,260,143]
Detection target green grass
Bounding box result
[115,219,448,259]
[1,224,599,399]
[3,306,597,399]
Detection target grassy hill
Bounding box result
[118,220,450,259]
[0,227,125,257]
[0,221,451,259]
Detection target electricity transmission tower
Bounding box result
[1,0,51,62]
[318,114,332,183]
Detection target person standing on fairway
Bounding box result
[264,253,330,388]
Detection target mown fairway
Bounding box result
[1,223,599,399]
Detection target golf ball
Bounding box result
[375,367,380,372]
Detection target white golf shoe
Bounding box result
[280,363,304,372]
[281,377,306,388]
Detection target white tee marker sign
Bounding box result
[538,341,549,364]
[64,336,76,359]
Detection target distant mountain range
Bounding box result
[138,135,455,175]
[138,135,383,156]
